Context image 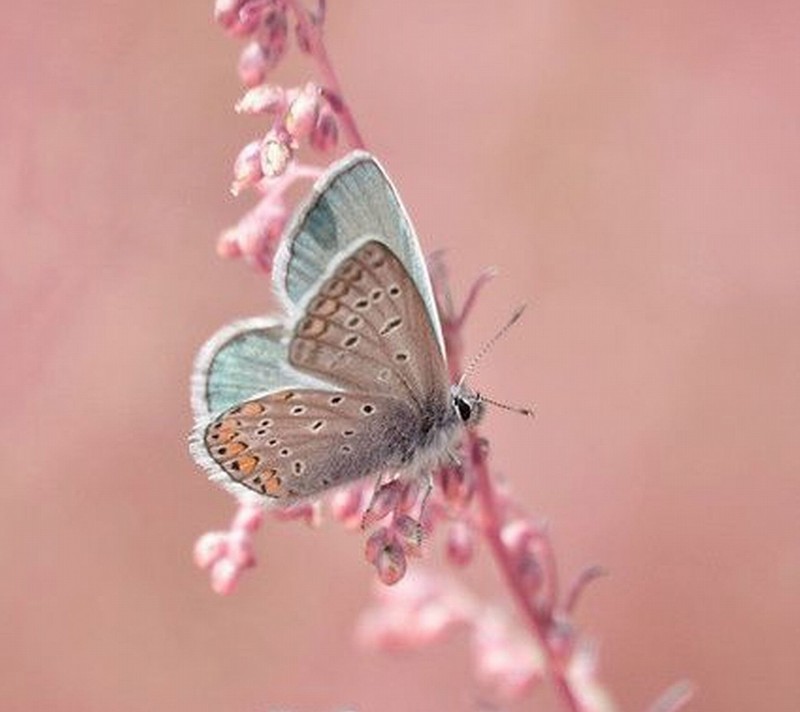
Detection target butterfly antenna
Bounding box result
[457,304,527,388]
[477,393,536,418]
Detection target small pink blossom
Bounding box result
[392,514,424,557]
[259,129,293,178]
[237,41,272,87]
[471,608,546,703]
[445,520,474,567]
[364,528,406,585]
[356,569,476,651]
[328,484,368,529]
[361,479,404,529]
[194,500,264,595]
[236,83,287,115]
[500,518,544,598]
[216,198,287,271]
[231,140,264,195]
[271,501,322,527]
[285,83,321,141]
[436,464,474,506]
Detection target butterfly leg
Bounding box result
[360,472,386,530]
[445,448,462,468]
[417,470,434,523]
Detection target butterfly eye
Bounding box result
[455,397,472,423]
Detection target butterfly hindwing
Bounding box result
[191,317,328,418]
[289,239,450,410]
[197,388,420,501]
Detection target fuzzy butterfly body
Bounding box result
[191,153,482,504]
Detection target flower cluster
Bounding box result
[212,0,361,271]
[356,568,546,704]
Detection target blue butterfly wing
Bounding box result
[191,317,329,418]
[272,151,445,355]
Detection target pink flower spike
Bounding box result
[309,106,338,152]
[259,130,293,178]
[231,140,264,195]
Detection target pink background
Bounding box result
[2,1,798,710]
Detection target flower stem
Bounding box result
[469,432,582,712]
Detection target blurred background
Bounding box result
[1,1,798,710]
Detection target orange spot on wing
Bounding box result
[233,454,259,475]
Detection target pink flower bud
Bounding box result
[397,479,421,514]
[193,532,227,570]
[365,528,407,585]
[237,43,270,88]
[329,485,366,528]
[215,0,261,37]
[393,514,424,556]
[362,479,404,528]
[500,519,535,554]
[253,3,289,70]
[445,521,474,567]
[210,558,242,595]
[375,542,407,586]
[236,83,286,114]
[294,17,312,53]
[214,0,244,31]
[309,107,338,152]
[500,519,544,597]
[225,529,255,568]
[216,228,243,259]
[271,501,321,527]
[231,140,264,195]
[438,464,474,505]
[285,84,320,141]
[472,609,545,703]
[259,131,292,178]
[231,502,264,533]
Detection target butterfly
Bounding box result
[189,151,485,503]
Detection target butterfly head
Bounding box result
[451,384,485,427]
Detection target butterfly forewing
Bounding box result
[201,388,420,500]
[289,240,450,412]
[274,153,445,356]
